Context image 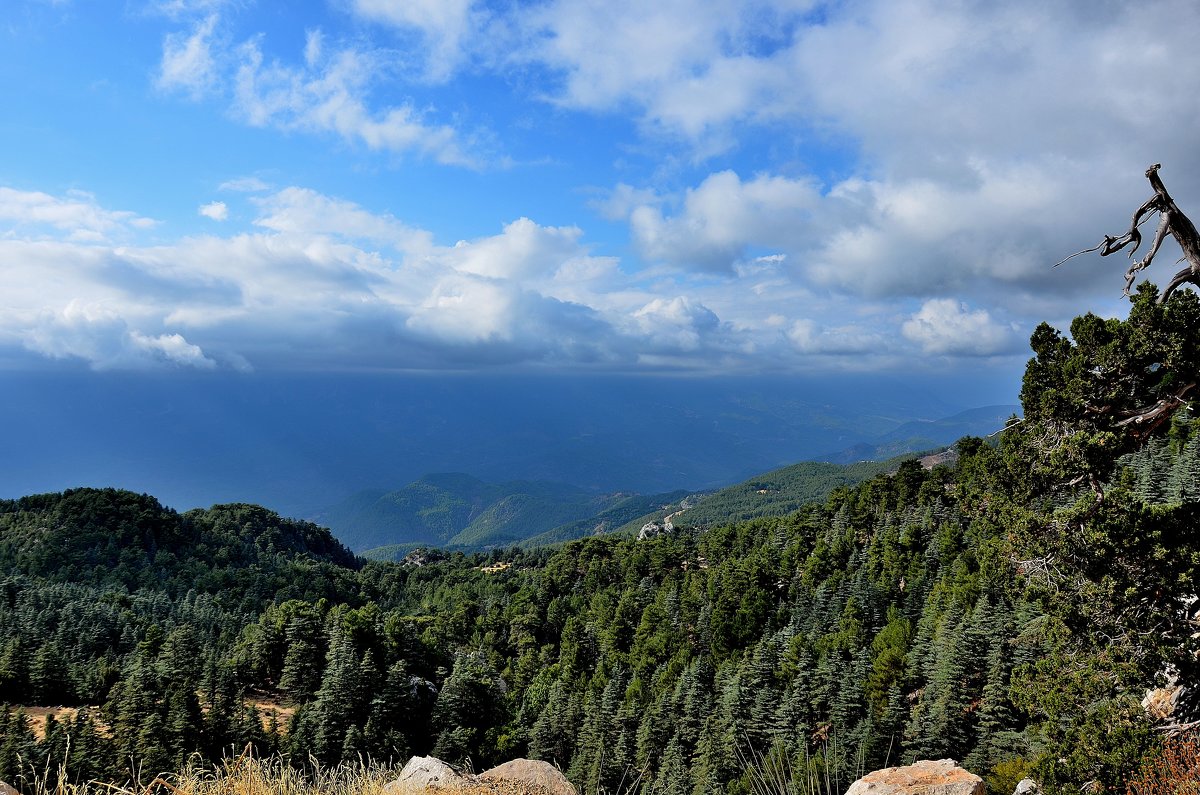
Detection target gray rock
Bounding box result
[637,521,663,540]
[480,759,576,795]
[1013,779,1040,795]
[844,759,984,795]
[384,756,464,795]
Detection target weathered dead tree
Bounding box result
[1058,164,1200,302]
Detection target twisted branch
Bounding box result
[1060,165,1200,302]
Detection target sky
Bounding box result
[4,0,1199,377]
[2,0,1199,512]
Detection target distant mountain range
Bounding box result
[0,372,1018,518]
[320,403,1017,555]
[815,405,1017,464]
[313,473,687,554]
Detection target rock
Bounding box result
[385,756,577,795]
[384,756,465,795]
[844,759,984,795]
[637,521,663,540]
[480,759,576,795]
[1013,779,1040,795]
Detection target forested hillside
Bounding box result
[314,474,688,554]
[0,287,1197,795]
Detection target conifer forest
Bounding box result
[1,284,1199,795]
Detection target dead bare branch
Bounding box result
[1097,165,1200,302]
[1113,382,1197,439]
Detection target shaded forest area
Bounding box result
[0,288,1199,795]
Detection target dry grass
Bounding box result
[246,700,296,733]
[1126,733,1200,795]
[14,751,401,795]
[21,709,81,741]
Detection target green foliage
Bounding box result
[677,456,913,528]
[6,284,1200,792]
[1021,284,1200,488]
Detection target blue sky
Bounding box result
[5,0,1198,380]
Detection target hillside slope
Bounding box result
[670,451,928,528]
[0,487,358,600]
[316,474,685,552]
[817,404,1017,463]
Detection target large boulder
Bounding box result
[845,759,985,795]
[384,756,577,795]
[384,756,465,795]
[479,759,576,795]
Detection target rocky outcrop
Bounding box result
[844,759,984,795]
[637,520,667,540]
[384,756,578,795]
[479,759,576,795]
[384,756,464,795]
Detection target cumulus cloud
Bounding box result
[0,187,155,241]
[252,187,432,250]
[24,301,217,370]
[199,201,228,221]
[787,319,888,357]
[440,218,585,281]
[350,0,476,81]
[517,0,800,145]
[632,296,722,354]
[520,0,1200,319]
[901,299,1018,356]
[232,39,476,166]
[155,13,482,166]
[157,14,219,96]
[0,184,645,371]
[0,179,1089,375]
[627,171,820,272]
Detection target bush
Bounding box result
[1127,733,1200,795]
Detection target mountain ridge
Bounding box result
[317,403,1018,553]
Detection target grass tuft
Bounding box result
[13,750,401,795]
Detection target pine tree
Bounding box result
[431,652,504,768]
[311,625,365,764]
[279,611,325,703]
[30,642,74,704]
[0,639,28,703]
[164,685,203,767]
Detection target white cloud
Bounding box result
[787,319,887,356]
[440,218,585,281]
[901,299,1017,356]
[157,14,219,96]
[152,0,230,19]
[253,187,432,251]
[350,0,476,81]
[24,301,217,370]
[218,176,271,193]
[199,201,228,221]
[0,181,1039,374]
[517,0,804,145]
[632,296,722,353]
[0,187,155,241]
[627,170,820,272]
[153,9,483,166]
[232,39,476,166]
[0,185,631,371]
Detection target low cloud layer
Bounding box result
[0,183,1022,373]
